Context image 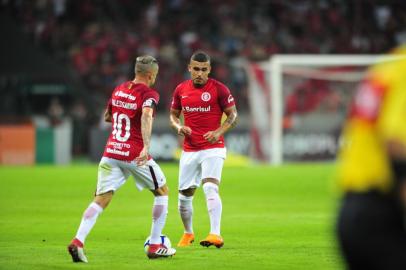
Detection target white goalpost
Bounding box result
[264,54,401,165]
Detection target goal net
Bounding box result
[245,55,395,165]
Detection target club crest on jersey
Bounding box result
[228,94,234,103]
[201,92,211,102]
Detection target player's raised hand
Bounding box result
[135,147,149,166]
[177,125,192,136]
[203,130,221,143]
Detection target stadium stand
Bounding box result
[1,0,404,156]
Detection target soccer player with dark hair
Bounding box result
[169,51,238,248]
[336,46,406,269]
[68,55,176,262]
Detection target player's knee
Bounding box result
[94,191,113,209]
[153,184,169,196]
[179,188,195,197]
[203,182,219,196]
[202,178,220,186]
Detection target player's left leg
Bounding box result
[150,185,169,246]
[177,150,201,247]
[199,156,225,248]
[147,184,176,258]
[128,159,176,258]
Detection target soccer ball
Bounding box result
[143,235,171,253]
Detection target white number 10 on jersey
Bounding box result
[112,112,130,142]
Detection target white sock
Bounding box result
[150,195,168,244]
[203,183,222,235]
[75,202,104,244]
[178,193,194,234]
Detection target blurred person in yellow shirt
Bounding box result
[336,46,406,270]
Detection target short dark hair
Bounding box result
[135,55,158,74]
[190,51,210,63]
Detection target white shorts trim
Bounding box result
[96,157,166,195]
[178,148,226,190]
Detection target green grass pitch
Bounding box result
[0,163,344,269]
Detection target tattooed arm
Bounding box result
[135,107,154,166]
[203,105,238,143]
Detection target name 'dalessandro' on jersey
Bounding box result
[112,99,137,110]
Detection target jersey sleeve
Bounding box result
[350,79,385,124]
[171,85,182,110]
[217,82,236,110]
[142,90,159,117]
[142,90,159,107]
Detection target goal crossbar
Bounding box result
[269,54,404,165]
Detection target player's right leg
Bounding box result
[177,188,196,247]
[68,193,110,263]
[68,158,128,263]
[177,151,200,247]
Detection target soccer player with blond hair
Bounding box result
[68,55,176,262]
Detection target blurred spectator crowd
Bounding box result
[4,0,406,116]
